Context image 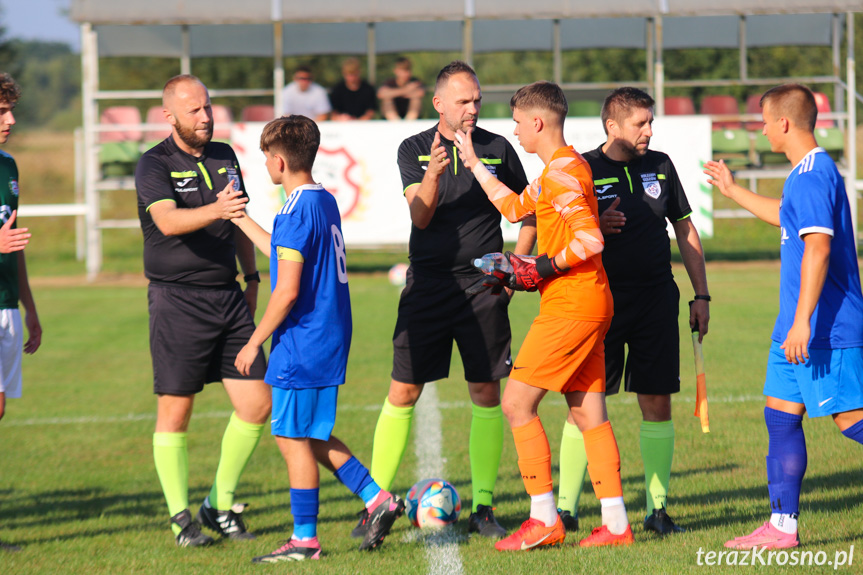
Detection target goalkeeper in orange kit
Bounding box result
[454,81,633,550]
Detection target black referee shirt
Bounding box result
[135,136,248,287]
[583,145,692,288]
[397,125,528,277]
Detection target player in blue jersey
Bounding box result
[232,115,404,562]
[705,84,863,550]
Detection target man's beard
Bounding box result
[175,120,213,149]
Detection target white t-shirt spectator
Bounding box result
[282,81,331,120]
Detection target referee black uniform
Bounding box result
[393,125,528,384]
[136,136,266,394]
[583,145,693,395]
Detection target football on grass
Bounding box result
[405,478,461,528]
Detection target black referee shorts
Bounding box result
[392,267,512,385]
[605,280,680,396]
[148,282,267,395]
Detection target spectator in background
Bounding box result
[378,57,426,121]
[282,66,331,122]
[330,58,377,121]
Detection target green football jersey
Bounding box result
[0,150,19,309]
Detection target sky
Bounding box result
[1,0,80,51]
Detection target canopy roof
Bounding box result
[70,0,861,24]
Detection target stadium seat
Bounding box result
[812,92,835,128]
[569,100,602,117]
[211,105,234,141]
[744,94,763,131]
[663,96,695,115]
[815,127,844,162]
[482,102,512,119]
[700,95,742,130]
[99,106,143,177]
[711,129,752,169]
[144,105,172,146]
[241,105,275,122]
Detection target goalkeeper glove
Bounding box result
[465,274,505,296]
[505,251,561,292]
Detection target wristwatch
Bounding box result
[693,294,711,302]
[244,271,261,283]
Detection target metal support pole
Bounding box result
[274,22,284,115]
[81,23,102,280]
[553,19,562,85]
[646,18,654,92]
[739,16,747,82]
[654,16,664,115]
[833,13,843,123]
[846,12,857,248]
[180,25,191,75]
[367,23,376,86]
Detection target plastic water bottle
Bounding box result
[472,252,513,274]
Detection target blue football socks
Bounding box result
[764,407,807,516]
[841,418,863,445]
[290,488,319,540]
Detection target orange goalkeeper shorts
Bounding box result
[509,315,610,393]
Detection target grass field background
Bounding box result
[1,263,861,574]
[0,130,861,573]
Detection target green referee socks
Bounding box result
[470,404,503,511]
[153,432,189,535]
[557,420,588,515]
[640,419,675,513]
[371,398,414,491]
[209,412,265,510]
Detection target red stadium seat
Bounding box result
[700,95,741,130]
[99,106,142,142]
[812,92,834,128]
[744,94,763,131]
[211,105,234,141]
[144,105,172,142]
[241,105,275,122]
[664,96,695,115]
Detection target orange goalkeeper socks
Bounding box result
[512,416,553,496]
[583,420,623,500]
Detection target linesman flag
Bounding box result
[689,301,710,433]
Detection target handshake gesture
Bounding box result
[467,252,559,295]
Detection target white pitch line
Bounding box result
[4,394,767,427]
[413,382,464,575]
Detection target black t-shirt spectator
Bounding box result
[330,80,378,118]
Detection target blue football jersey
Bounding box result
[774,148,863,348]
[266,184,352,389]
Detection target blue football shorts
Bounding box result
[270,385,339,439]
[763,340,863,418]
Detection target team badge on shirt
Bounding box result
[9,179,18,197]
[641,173,661,199]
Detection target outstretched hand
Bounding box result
[0,211,30,254]
[214,183,248,220]
[703,160,736,198]
[453,129,479,171]
[427,131,451,177]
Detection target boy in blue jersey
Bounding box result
[706,84,863,550]
[232,115,404,562]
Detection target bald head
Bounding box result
[162,74,214,152]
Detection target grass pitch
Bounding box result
[1,264,861,574]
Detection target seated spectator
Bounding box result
[283,66,331,122]
[377,57,426,121]
[329,58,377,121]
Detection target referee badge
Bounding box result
[643,181,661,199]
[9,179,18,197]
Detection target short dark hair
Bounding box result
[760,84,817,132]
[0,73,21,105]
[601,87,655,135]
[294,65,312,76]
[510,81,568,124]
[260,115,320,173]
[394,57,412,70]
[434,60,477,94]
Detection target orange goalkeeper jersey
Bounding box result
[488,146,612,321]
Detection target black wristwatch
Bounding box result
[693,294,711,302]
[244,271,261,283]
